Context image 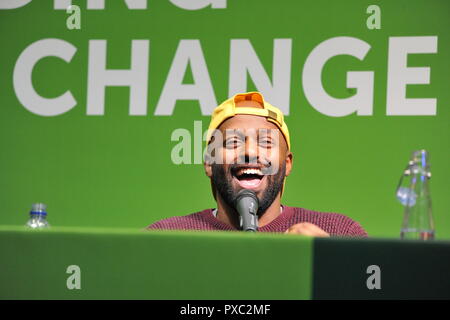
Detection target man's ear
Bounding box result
[285,151,293,177]
[204,157,217,201]
[204,156,212,178]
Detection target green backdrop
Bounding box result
[0,0,449,238]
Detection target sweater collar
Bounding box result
[205,205,294,232]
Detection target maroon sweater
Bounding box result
[147,206,368,237]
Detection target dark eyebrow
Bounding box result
[224,129,246,139]
[258,130,273,137]
[260,128,280,136]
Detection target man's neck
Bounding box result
[215,193,282,229]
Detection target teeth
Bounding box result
[237,168,263,176]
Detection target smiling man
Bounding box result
[147,92,367,237]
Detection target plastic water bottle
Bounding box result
[396,150,434,240]
[25,203,50,229]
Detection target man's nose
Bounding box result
[244,137,258,163]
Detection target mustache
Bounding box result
[227,157,279,176]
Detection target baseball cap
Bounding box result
[206,92,291,150]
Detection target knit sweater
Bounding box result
[147,206,368,237]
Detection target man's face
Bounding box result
[205,104,292,216]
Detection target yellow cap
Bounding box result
[206,92,290,150]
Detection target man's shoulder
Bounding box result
[286,206,368,237]
[146,209,216,231]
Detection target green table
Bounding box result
[0,226,449,299]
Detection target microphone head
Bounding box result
[235,189,258,204]
[234,189,259,217]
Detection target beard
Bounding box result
[211,161,286,217]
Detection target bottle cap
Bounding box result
[30,203,47,215]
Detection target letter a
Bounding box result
[366,265,381,290]
[66,265,81,290]
[366,5,381,30]
[66,5,81,30]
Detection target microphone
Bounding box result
[234,189,259,232]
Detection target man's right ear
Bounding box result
[203,154,212,178]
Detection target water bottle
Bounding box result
[25,203,50,229]
[396,150,434,240]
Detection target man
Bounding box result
[147,92,367,237]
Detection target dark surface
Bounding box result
[313,237,450,299]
